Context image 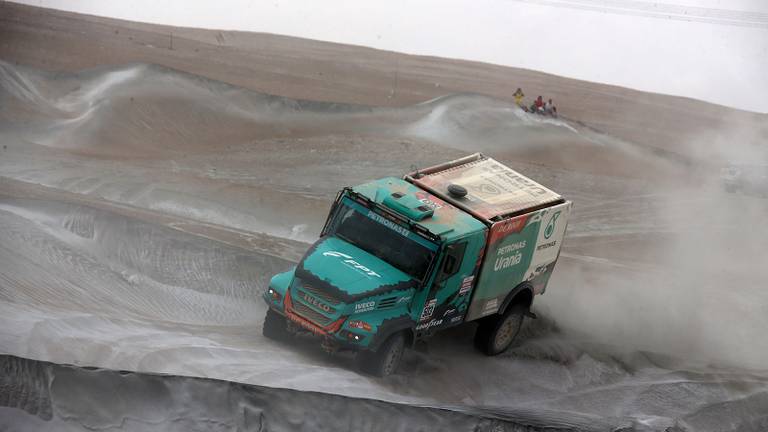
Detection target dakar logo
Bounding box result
[322,251,381,278]
[544,211,561,239]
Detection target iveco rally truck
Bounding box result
[263,153,571,376]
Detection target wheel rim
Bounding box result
[494,315,519,352]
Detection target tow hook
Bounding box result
[525,311,538,319]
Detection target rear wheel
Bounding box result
[263,308,291,341]
[357,332,406,377]
[474,305,525,356]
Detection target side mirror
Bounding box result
[443,255,457,274]
[436,242,466,283]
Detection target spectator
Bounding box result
[513,88,525,107]
[544,98,554,115]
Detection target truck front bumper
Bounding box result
[272,289,369,352]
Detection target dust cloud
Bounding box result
[539,118,768,371]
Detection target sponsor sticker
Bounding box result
[420,299,436,321]
[414,191,446,210]
[322,251,381,278]
[459,275,475,295]
[536,241,557,251]
[494,252,523,271]
[416,319,443,331]
[367,210,411,238]
[354,301,375,313]
[496,216,528,234]
[544,211,562,239]
[482,298,498,314]
[497,241,526,255]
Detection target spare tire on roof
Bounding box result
[447,183,468,198]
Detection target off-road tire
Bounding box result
[357,332,406,377]
[474,306,525,356]
[263,308,291,341]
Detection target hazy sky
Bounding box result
[14,0,768,113]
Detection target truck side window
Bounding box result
[437,242,467,282]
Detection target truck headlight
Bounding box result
[340,330,366,342]
[267,287,282,301]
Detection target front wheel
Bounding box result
[357,332,406,377]
[474,306,525,356]
[263,308,291,341]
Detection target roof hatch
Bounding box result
[381,189,434,221]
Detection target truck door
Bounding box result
[415,233,485,333]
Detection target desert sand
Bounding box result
[1,3,767,431]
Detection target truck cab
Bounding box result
[263,153,571,376]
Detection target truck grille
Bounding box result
[292,300,333,327]
[377,296,398,310]
[300,282,342,305]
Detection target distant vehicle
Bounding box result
[262,153,572,376]
[522,104,558,118]
[721,165,768,197]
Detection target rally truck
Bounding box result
[262,153,571,376]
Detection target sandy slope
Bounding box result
[2,355,616,432]
[1,3,767,431]
[1,3,765,161]
[1,61,767,430]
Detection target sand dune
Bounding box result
[2,60,691,182]
[2,2,765,160]
[0,60,766,430]
[1,3,767,431]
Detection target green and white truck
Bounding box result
[263,153,571,376]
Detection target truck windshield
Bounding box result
[326,199,437,280]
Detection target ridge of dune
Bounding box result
[1,2,766,159]
[1,60,693,184]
